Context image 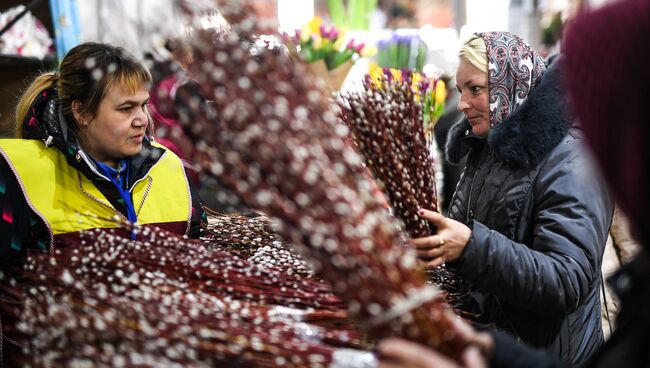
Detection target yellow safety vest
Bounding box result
[0,139,192,245]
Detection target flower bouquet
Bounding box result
[283,17,376,93]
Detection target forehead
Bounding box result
[103,83,149,103]
[456,60,487,83]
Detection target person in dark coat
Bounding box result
[379,1,648,367]
[563,0,650,366]
[407,32,613,366]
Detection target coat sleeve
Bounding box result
[488,329,561,368]
[0,155,49,261]
[186,170,207,238]
[454,139,613,316]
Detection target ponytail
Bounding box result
[15,72,58,138]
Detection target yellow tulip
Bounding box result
[411,72,423,89]
[312,35,323,50]
[368,63,384,89]
[300,25,312,43]
[334,36,345,50]
[390,68,402,83]
[435,80,447,105]
[307,17,323,35]
[360,45,378,57]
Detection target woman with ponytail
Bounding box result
[0,42,206,260]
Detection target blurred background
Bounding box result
[0,0,613,135]
[0,1,630,336]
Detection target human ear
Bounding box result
[71,100,87,127]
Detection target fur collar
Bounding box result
[445,58,571,169]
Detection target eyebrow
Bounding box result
[456,78,487,90]
[116,96,150,106]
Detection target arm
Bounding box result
[186,171,207,238]
[377,318,561,368]
[487,330,561,368]
[454,141,613,315]
[0,155,48,261]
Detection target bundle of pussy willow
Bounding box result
[202,213,313,277]
[337,70,466,301]
[174,0,471,361]
[0,225,374,367]
[338,70,438,237]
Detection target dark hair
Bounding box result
[16,42,152,137]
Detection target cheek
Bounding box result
[92,119,125,143]
[479,94,490,113]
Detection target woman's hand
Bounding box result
[378,339,486,368]
[378,317,492,368]
[410,208,471,269]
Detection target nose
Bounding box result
[133,108,148,128]
[457,93,470,112]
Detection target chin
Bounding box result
[472,127,489,137]
[124,146,143,158]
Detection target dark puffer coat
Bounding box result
[445,59,613,367]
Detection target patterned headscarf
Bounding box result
[477,32,546,127]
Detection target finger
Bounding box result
[417,208,445,225]
[378,338,458,368]
[378,361,403,368]
[450,315,476,341]
[410,234,446,248]
[417,247,444,259]
[463,346,487,368]
[425,256,445,270]
[410,236,437,249]
[417,259,431,269]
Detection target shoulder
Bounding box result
[534,130,611,206]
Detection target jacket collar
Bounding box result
[446,57,572,169]
[69,140,165,188]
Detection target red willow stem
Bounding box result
[0,227,371,366]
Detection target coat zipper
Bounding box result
[136,177,153,216]
[77,171,128,222]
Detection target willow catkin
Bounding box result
[174,0,471,360]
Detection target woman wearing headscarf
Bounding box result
[407,32,612,366]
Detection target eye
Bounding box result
[470,86,482,94]
[118,105,133,113]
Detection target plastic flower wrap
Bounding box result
[375,31,427,72]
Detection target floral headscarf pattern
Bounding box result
[477,32,546,127]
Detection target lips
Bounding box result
[130,134,144,142]
[466,115,481,125]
